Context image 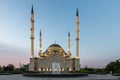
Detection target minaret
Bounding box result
[68,32,71,56]
[39,30,42,58]
[75,8,79,59]
[30,6,34,58]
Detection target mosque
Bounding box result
[28,6,80,72]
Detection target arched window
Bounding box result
[67,68,69,71]
[69,68,72,71]
[34,67,37,71]
[41,67,43,71]
[61,68,62,71]
[48,67,50,71]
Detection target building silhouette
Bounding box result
[28,6,80,72]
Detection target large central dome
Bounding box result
[49,43,62,48]
[44,43,66,54]
[41,43,68,56]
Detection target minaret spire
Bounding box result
[30,5,34,58]
[76,8,79,17]
[68,31,70,37]
[31,5,34,14]
[39,30,42,58]
[40,30,42,36]
[68,32,71,56]
[75,8,80,59]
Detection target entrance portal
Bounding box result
[52,63,60,74]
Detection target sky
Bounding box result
[0,0,120,68]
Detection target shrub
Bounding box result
[11,69,23,74]
[112,73,120,76]
[75,70,88,73]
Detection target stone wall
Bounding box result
[28,54,80,72]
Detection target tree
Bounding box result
[0,66,2,70]
[83,67,96,74]
[7,64,15,72]
[105,59,120,73]
[3,64,15,73]
[0,66,3,73]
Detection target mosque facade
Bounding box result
[28,6,80,72]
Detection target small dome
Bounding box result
[49,44,61,48]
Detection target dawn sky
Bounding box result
[0,0,120,68]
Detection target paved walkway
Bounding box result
[0,74,119,80]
